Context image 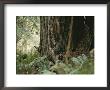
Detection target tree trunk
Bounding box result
[40,16,94,63]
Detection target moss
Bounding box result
[77,59,94,74]
[16,53,94,74]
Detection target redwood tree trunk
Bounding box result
[40,16,94,63]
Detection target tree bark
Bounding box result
[40,16,94,63]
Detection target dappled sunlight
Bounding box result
[16,16,94,74]
[16,16,40,54]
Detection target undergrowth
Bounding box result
[16,52,94,74]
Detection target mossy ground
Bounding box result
[16,52,94,74]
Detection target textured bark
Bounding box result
[40,16,94,63]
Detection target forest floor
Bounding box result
[16,49,94,74]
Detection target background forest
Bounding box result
[16,16,94,74]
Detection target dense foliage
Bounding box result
[17,51,94,74]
